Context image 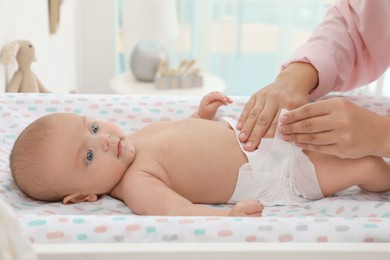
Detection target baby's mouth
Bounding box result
[117,139,122,158]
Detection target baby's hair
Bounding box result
[10,114,63,202]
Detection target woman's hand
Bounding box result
[278,97,390,158]
[237,62,318,151]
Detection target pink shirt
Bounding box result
[283,0,390,99]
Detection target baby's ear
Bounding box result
[63,194,98,204]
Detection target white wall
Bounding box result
[0,0,81,93]
[0,0,117,94]
[77,0,117,94]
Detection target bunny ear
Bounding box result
[0,41,20,65]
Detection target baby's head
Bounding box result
[10,113,135,204]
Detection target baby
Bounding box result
[10,92,390,217]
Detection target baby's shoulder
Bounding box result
[125,156,168,181]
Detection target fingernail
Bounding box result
[238,131,246,140]
[280,134,290,141]
[236,121,243,130]
[279,115,287,123]
[244,141,253,149]
[278,125,285,134]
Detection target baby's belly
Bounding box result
[157,120,248,203]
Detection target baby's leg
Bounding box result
[305,151,390,196]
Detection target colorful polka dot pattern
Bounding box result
[1,93,390,243]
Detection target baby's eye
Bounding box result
[86,149,94,165]
[91,122,99,134]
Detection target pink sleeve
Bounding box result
[282,0,390,99]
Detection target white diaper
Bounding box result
[224,110,324,206]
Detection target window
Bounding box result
[118,1,340,95]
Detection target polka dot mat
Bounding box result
[0,93,389,243]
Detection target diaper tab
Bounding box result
[272,109,298,152]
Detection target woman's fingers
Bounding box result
[278,97,390,158]
[283,129,338,146]
[242,103,279,150]
[279,114,333,136]
[280,99,331,124]
[237,95,258,131]
[296,142,338,155]
[238,97,280,151]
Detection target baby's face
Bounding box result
[45,113,135,199]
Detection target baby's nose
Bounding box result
[102,134,111,151]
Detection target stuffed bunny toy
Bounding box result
[0,40,50,93]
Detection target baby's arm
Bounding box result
[191,91,233,120]
[123,171,263,217]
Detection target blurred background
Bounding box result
[117,0,335,95]
[1,0,387,96]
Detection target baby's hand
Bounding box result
[229,199,264,217]
[197,91,233,120]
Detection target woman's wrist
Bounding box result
[276,62,319,95]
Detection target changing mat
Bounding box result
[0,93,389,243]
